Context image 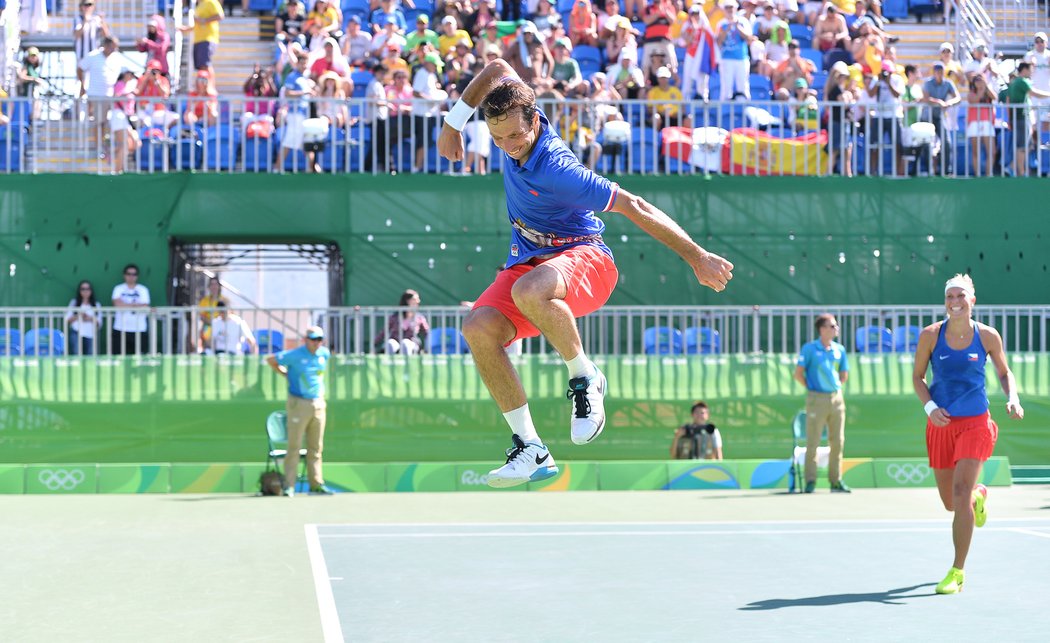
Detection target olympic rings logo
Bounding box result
[38,469,86,491]
[886,463,930,485]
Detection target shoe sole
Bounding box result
[571,371,607,445]
[486,465,560,489]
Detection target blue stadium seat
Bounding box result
[908,0,942,19]
[882,0,909,19]
[248,0,277,12]
[428,327,469,354]
[243,135,275,172]
[799,47,822,70]
[174,126,205,170]
[256,329,285,354]
[0,328,21,356]
[810,71,828,93]
[892,325,921,353]
[749,73,772,99]
[0,124,27,172]
[572,45,603,79]
[557,0,575,12]
[822,48,853,72]
[23,329,65,356]
[138,126,172,172]
[643,326,683,355]
[856,326,893,353]
[204,124,241,171]
[318,127,348,173]
[684,327,721,354]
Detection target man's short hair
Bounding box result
[1017,61,1031,74]
[480,79,538,123]
[904,64,916,76]
[691,401,709,413]
[815,313,836,334]
[123,263,139,274]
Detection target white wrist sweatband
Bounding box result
[443,99,476,131]
[923,400,939,417]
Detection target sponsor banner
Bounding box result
[529,462,599,492]
[325,463,387,493]
[97,464,170,493]
[171,464,242,493]
[598,462,669,491]
[387,463,457,492]
[455,463,503,492]
[738,459,792,490]
[0,465,26,493]
[666,461,740,490]
[873,459,935,487]
[26,464,96,494]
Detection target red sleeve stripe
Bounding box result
[603,184,620,212]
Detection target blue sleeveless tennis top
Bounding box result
[929,320,988,417]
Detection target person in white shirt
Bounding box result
[208,302,257,354]
[74,1,110,96]
[962,41,1000,95]
[66,280,102,356]
[411,52,449,172]
[1023,32,1050,127]
[77,36,122,144]
[111,263,151,355]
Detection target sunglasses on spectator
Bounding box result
[125,271,138,276]
[80,286,92,290]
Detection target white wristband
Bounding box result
[923,400,939,417]
[443,99,476,132]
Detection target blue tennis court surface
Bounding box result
[308,518,1050,642]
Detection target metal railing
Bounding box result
[954,0,996,58]
[2,305,1048,357]
[980,0,1043,54]
[4,94,1049,177]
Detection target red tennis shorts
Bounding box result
[472,244,619,343]
[926,411,998,469]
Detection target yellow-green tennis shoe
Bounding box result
[973,484,988,528]
[935,567,965,595]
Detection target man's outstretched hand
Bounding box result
[437,123,465,162]
[692,251,734,292]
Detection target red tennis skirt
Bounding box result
[926,411,998,469]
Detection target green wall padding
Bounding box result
[2,175,1049,307]
[2,354,1045,465]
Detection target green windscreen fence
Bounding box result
[2,354,1046,465]
[2,175,1049,307]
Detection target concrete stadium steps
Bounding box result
[198,17,274,96]
[25,119,111,173]
[888,22,953,69]
[985,5,1049,55]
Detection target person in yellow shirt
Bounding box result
[180,0,225,78]
[197,276,230,352]
[648,66,691,128]
[437,15,473,58]
[306,0,343,42]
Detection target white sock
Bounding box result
[503,404,541,444]
[565,352,594,379]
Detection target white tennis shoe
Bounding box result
[567,366,607,445]
[486,435,559,488]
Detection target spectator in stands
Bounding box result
[671,401,724,460]
[370,0,407,35]
[718,0,753,100]
[621,0,645,22]
[1005,62,1050,177]
[183,70,220,127]
[412,52,449,172]
[475,23,503,57]
[243,63,278,122]
[643,50,678,88]
[791,78,820,131]
[137,15,170,76]
[266,325,334,496]
[554,99,603,170]
[847,0,889,42]
[406,14,440,54]
[276,0,307,50]
[310,37,353,93]
[793,313,850,493]
[371,16,407,57]
[605,16,638,65]
[936,41,964,88]
[865,64,904,175]
[112,263,151,355]
[77,36,121,146]
[469,0,500,36]
[317,71,350,128]
[773,40,815,92]
[506,22,554,88]
[179,0,224,79]
[108,69,140,174]
[963,41,999,94]
[606,46,644,99]
[307,0,344,42]
[209,302,257,355]
[274,61,317,172]
[380,41,410,76]
[438,15,474,58]
[463,113,492,174]
[569,0,599,47]
[373,289,430,354]
[965,73,997,177]
[385,67,414,163]
[679,4,715,100]
[649,66,690,130]
[342,15,372,66]
[74,1,110,97]
[825,60,855,176]
[66,280,102,356]
[1023,32,1050,133]
[541,37,583,95]
[449,39,478,74]
[754,1,779,41]
[364,62,393,173]
[197,276,228,351]
[598,0,624,42]
[17,47,46,120]
[765,19,791,65]
[136,60,176,129]
[922,61,960,176]
[776,0,800,23]
[812,2,847,52]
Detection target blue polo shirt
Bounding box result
[501,111,619,268]
[275,345,330,399]
[797,339,849,393]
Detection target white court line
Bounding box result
[315,516,1050,529]
[1010,528,1050,539]
[304,524,345,643]
[320,526,1050,539]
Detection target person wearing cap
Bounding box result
[16,47,46,107]
[178,0,224,78]
[1023,32,1050,131]
[864,52,905,176]
[824,59,856,176]
[678,3,716,100]
[405,14,439,53]
[546,37,584,94]
[648,65,690,131]
[717,0,754,100]
[136,15,170,76]
[438,15,473,58]
[605,45,645,99]
[74,1,111,97]
[267,326,333,496]
[792,76,821,131]
[533,0,564,40]
[411,51,449,171]
[605,15,640,67]
[962,40,998,93]
[369,0,407,35]
[598,0,626,41]
[370,16,408,56]
[913,273,1024,595]
[435,58,734,488]
[136,59,176,128]
[341,14,372,66]
[922,60,960,175]
[936,41,964,86]
[1004,62,1050,176]
[471,0,500,37]
[793,314,850,494]
[276,0,307,49]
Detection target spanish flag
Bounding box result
[722,128,828,176]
